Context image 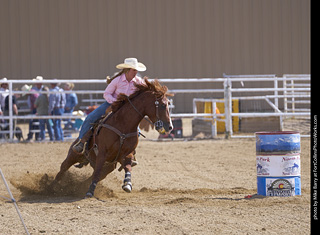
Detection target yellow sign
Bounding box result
[201,100,239,133]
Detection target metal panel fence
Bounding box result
[0,75,310,141]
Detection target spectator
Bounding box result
[22,76,43,141]
[48,80,66,141]
[64,82,78,130]
[0,78,9,113]
[0,78,9,138]
[35,86,54,141]
[4,91,19,116]
[3,90,19,131]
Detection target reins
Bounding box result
[92,91,166,166]
[126,96,155,126]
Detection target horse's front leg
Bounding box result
[122,152,134,193]
[86,149,108,198]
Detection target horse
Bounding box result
[53,78,173,197]
[256,163,263,173]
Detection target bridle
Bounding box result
[126,96,166,133]
[93,94,167,165]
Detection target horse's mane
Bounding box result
[109,77,171,113]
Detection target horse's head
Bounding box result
[153,95,173,134]
[137,78,173,134]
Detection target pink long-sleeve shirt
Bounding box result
[103,73,144,103]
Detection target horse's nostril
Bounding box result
[169,126,173,130]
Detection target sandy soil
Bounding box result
[0,135,311,235]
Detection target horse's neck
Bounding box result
[108,98,145,133]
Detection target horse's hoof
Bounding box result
[74,163,84,168]
[132,160,138,167]
[85,182,97,198]
[85,192,93,198]
[122,182,132,193]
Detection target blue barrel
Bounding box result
[255,131,301,196]
[257,176,301,196]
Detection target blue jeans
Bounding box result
[27,108,39,140]
[52,108,64,141]
[39,119,54,141]
[79,101,111,139]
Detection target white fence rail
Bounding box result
[0,75,311,141]
[192,74,310,138]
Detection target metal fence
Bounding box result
[158,74,310,138]
[0,75,310,141]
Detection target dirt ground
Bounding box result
[0,132,311,235]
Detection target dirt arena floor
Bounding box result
[0,131,310,235]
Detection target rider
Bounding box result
[72,58,146,153]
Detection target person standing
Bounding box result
[0,78,9,138]
[23,76,43,141]
[35,86,54,141]
[0,78,9,115]
[48,80,66,141]
[3,90,19,135]
[64,82,78,130]
[4,92,19,116]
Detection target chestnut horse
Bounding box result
[53,78,173,197]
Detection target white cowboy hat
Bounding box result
[32,75,43,81]
[116,58,146,71]
[21,84,32,96]
[0,77,8,86]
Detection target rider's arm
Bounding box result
[103,76,119,103]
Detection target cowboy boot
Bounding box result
[72,130,93,154]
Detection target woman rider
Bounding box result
[72,58,146,153]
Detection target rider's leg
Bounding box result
[73,101,111,153]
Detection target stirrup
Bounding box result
[72,140,87,154]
